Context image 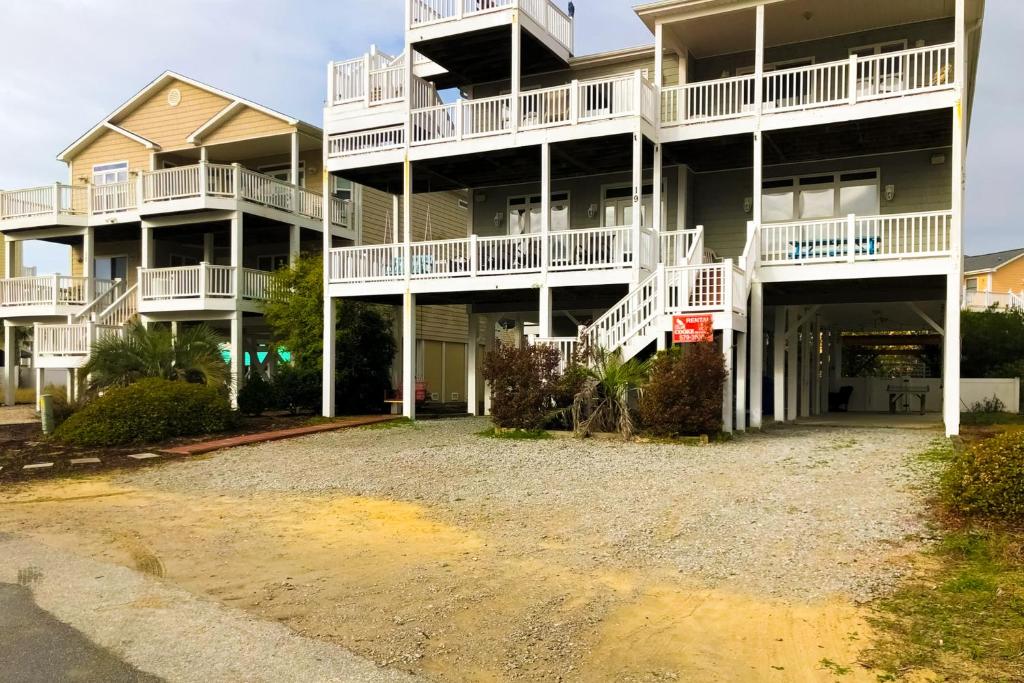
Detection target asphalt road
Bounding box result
[0,582,162,682]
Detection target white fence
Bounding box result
[0,275,114,307]
[962,378,1021,414]
[964,290,1024,311]
[0,184,87,220]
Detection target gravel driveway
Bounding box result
[124,417,939,601]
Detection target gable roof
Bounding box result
[964,248,1024,274]
[57,71,321,162]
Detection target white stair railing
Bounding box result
[95,284,138,326]
[582,268,661,358]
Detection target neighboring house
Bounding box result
[963,248,1024,311]
[0,71,469,408]
[322,0,984,436]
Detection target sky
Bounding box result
[1,0,1019,274]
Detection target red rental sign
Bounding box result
[672,314,714,344]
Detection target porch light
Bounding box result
[743,197,753,213]
[587,203,598,219]
[493,211,504,228]
[885,185,896,202]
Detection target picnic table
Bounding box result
[887,383,929,415]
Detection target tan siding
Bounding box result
[69,129,151,184]
[359,186,470,344]
[116,79,231,151]
[993,258,1024,293]
[202,107,295,147]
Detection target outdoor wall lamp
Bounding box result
[493,211,504,228]
[743,197,753,213]
[587,203,598,219]
[885,185,896,202]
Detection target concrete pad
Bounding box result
[69,458,101,465]
[22,463,54,471]
[127,453,161,461]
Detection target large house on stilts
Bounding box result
[321,0,984,436]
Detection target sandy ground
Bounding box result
[0,418,942,682]
[0,404,36,425]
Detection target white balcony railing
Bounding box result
[140,264,234,300]
[91,181,137,214]
[0,184,87,220]
[333,72,655,157]
[408,0,572,52]
[0,275,116,308]
[35,323,124,360]
[660,229,702,267]
[759,211,953,266]
[328,226,649,283]
[662,43,955,126]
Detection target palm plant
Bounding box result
[82,322,229,391]
[571,347,650,439]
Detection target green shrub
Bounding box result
[481,343,562,430]
[942,429,1024,519]
[271,364,321,414]
[237,373,271,416]
[53,378,235,447]
[638,343,727,437]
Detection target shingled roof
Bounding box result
[964,248,1024,273]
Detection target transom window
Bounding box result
[762,170,880,223]
[92,161,128,186]
[333,177,353,201]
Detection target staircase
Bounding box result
[534,226,755,365]
[34,282,139,369]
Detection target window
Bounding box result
[965,277,978,292]
[259,162,305,187]
[94,256,127,281]
[851,40,908,95]
[92,161,128,186]
[762,170,880,223]
[508,192,570,234]
[257,255,289,272]
[333,177,353,201]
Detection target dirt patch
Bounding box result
[1,464,912,682]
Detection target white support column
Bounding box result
[467,311,479,416]
[541,142,551,274]
[754,4,765,117]
[811,317,821,416]
[3,237,16,278]
[677,165,689,230]
[83,227,95,301]
[4,323,16,406]
[832,336,842,390]
[322,156,336,416]
[800,315,811,418]
[721,328,734,433]
[736,331,747,432]
[945,0,966,437]
[229,311,243,408]
[35,367,43,412]
[653,142,663,233]
[482,315,494,416]
[289,225,301,266]
[403,158,412,286]
[786,308,798,421]
[752,132,763,227]
[392,194,401,244]
[750,281,764,428]
[290,131,300,185]
[631,131,643,283]
[402,292,416,420]
[229,212,243,300]
[538,286,553,338]
[203,232,214,264]
[654,23,664,88]
[141,223,154,269]
[773,307,785,422]
[510,13,521,133]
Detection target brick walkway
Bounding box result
[162,416,400,456]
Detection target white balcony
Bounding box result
[138,264,279,313]
[328,225,657,292]
[409,0,573,54]
[33,322,124,369]
[0,163,354,233]
[0,275,118,319]
[662,43,955,128]
[328,71,658,159]
[756,211,955,282]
